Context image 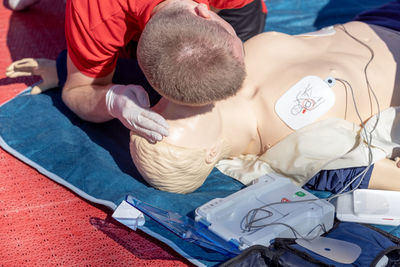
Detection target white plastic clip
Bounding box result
[112,200,145,230]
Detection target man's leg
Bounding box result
[218,0,267,42]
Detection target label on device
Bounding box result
[275,76,335,130]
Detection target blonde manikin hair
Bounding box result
[130,132,228,194]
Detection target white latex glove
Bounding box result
[106,84,169,143]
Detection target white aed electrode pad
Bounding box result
[297,26,337,37]
[275,76,335,130]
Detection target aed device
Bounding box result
[114,174,335,256]
[195,174,335,250]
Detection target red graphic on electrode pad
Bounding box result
[281,198,290,203]
[291,84,324,116]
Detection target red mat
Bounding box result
[0,1,191,266]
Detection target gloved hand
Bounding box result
[106,84,169,143]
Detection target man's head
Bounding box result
[137,1,246,105]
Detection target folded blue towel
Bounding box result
[1,1,398,266]
[0,88,245,266]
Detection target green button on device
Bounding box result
[295,191,306,197]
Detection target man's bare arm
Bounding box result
[62,53,114,123]
[62,53,169,143]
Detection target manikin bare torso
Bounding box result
[155,22,400,158]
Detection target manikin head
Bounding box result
[130,100,231,193]
[130,133,228,193]
[137,0,246,105]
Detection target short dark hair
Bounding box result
[137,5,246,105]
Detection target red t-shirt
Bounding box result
[65,0,266,78]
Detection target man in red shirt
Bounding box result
[10,0,267,143]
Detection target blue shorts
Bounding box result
[303,166,373,194]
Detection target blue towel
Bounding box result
[0,89,244,266]
[1,1,399,266]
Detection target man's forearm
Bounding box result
[62,83,114,123]
[63,52,116,123]
[63,54,169,143]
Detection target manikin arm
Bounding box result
[5,58,58,94]
[368,158,400,191]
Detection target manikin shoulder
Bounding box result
[243,30,312,65]
[244,31,295,50]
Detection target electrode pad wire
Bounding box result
[241,198,328,240]
[241,198,315,231]
[327,24,381,201]
[326,78,375,202]
[337,24,378,117]
[241,23,382,236]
